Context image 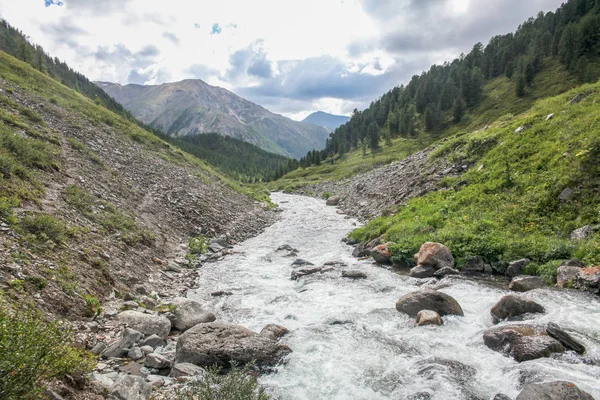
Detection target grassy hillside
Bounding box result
[270,59,581,192]
[351,81,600,280]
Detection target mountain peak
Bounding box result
[302,111,350,132]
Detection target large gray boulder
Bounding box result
[170,297,216,332]
[109,375,152,400]
[490,295,545,323]
[415,310,443,326]
[396,290,464,318]
[259,324,289,341]
[414,242,454,270]
[509,276,547,292]
[546,323,586,354]
[409,266,437,278]
[575,266,600,293]
[174,322,292,368]
[483,324,564,362]
[506,259,530,277]
[117,311,171,339]
[516,381,594,400]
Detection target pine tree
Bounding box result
[452,96,466,123]
[515,74,526,97]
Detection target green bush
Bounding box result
[83,294,102,318]
[19,213,68,244]
[0,296,95,399]
[175,363,270,400]
[63,184,95,213]
[25,276,47,290]
[189,235,210,255]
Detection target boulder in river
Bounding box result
[516,381,595,400]
[342,270,367,279]
[117,310,171,339]
[509,276,547,292]
[326,196,341,206]
[575,266,600,293]
[433,267,460,278]
[415,310,443,326]
[371,243,392,264]
[170,297,216,332]
[462,256,485,273]
[414,242,454,270]
[546,322,586,354]
[490,295,545,323]
[410,265,437,278]
[174,322,292,368]
[291,267,322,280]
[291,259,314,267]
[260,324,289,341]
[557,261,584,288]
[483,324,564,362]
[396,289,464,317]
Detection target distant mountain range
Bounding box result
[302,111,350,132]
[97,80,330,159]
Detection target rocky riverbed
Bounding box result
[84,193,600,400]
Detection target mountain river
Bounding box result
[190,193,600,399]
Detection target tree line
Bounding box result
[300,0,600,167]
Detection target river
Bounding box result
[190,193,600,399]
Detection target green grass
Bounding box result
[351,82,600,279]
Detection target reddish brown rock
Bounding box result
[414,242,454,270]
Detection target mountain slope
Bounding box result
[302,111,350,131]
[0,50,274,321]
[97,80,330,159]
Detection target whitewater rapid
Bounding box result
[190,193,600,399]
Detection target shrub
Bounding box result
[0,296,95,399]
[25,276,47,290]
[175,362,270,400]
[322,192,332,200]
[83,294,102,318]
[189,235,210,255]
[63,184,94,213]
[19,213,67,244]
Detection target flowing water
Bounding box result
[190,193,600,399]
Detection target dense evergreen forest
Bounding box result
[0,20,297,182]
[299,0,600,167]
[155,132,299,182]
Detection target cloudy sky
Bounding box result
[0,0,564,120]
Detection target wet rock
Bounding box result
[144,353,171,369]
[433,267,460,278]
[259,324,289,341]
[371,243,392,264]
[141,334,166,349]
[414,242,454,270]
[557,260,584,288]
[409,265,437,278]
[117,310,171,339]
[490,295,545,323]
[406,392,433,400]
[493,394,512,400]
[516,381,594,399]
[102,328,143,358]
[415,310,443,326]
[169,363,206,379]
[277,244,295,252]
[396,289,464,317]
[109,375,152,400]
[342,270,367,279]
[546,323,586,354]
[170,297,216,332]
[352,242,370,258]
[575,266,600,293]
[506,259,530,277]
[174,322,292,368]
[210,290,233,297]
[483,324,564,362]
[326,196,341,206]
[509,276,547,292]
[291,267,322,280]
[462,256,485,273]
[292,259,314,267]
[571,226,595,241]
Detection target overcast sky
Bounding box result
[0,0,564,120]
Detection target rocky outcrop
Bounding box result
[117,311,171,339]
[174,322,292,368]
[483,324,564,362]
[371,243,392,264]
[169,297,216,332]
[490,295,545,323]
[557,260,585,288]
[575,266,600,294]
[396,290,464,317]
[259,324,290,341]
[408,242,454,278]
[509,276,547,292]
[516,381,594,399]
[415,310,443,326]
